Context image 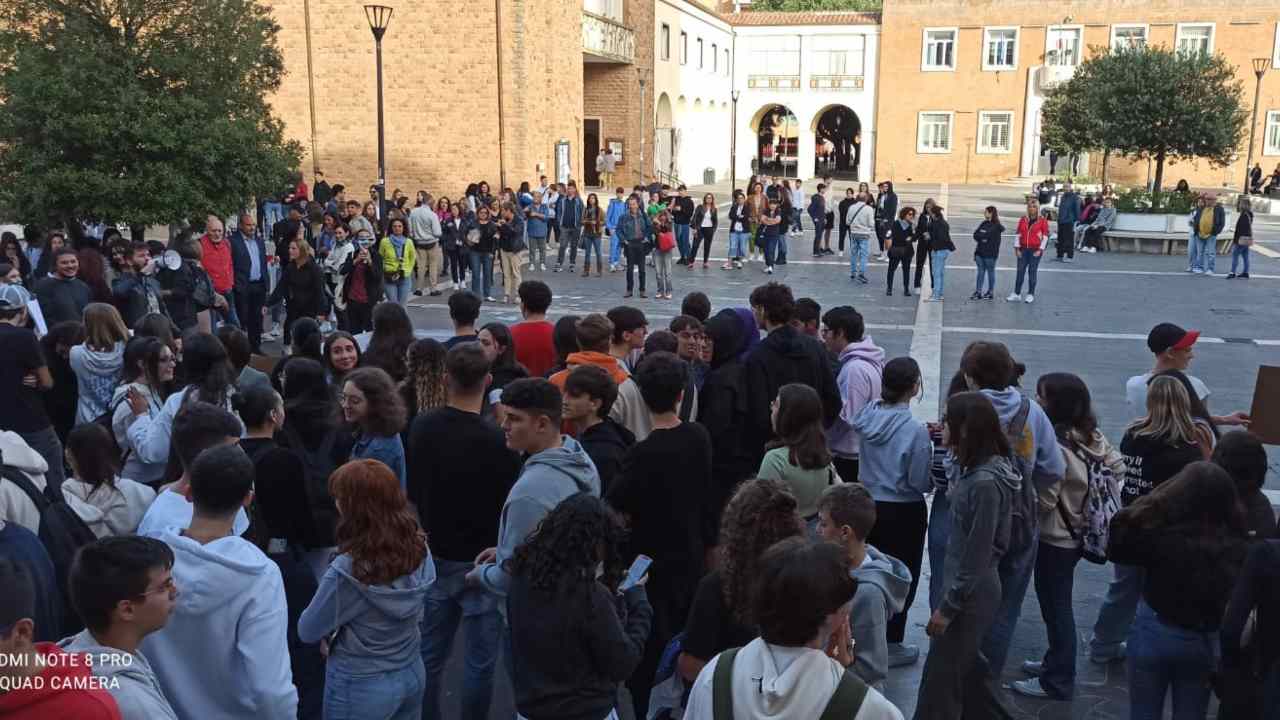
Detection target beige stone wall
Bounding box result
[267,0,583,196]
[875,0,1280,188]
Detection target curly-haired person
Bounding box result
[507,493,652,720]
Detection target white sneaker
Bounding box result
[1006,293,1021,302]
[1024,294,1035,304]
[528,264,536,271]
[838,251,844,257]
[765,266,774,274]
[540,263,546,271]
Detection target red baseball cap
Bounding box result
[1147,323,1199,354]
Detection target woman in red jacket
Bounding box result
[1008,199,1050,304]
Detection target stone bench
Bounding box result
[1101,211,1233,255]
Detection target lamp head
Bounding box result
[1253,57,1271,77]
[364,5,393,40]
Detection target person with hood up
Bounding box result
[743,282,841,467]
[299,459,436,720]
[563,364,634,496]
[822,305,885,483]
[70,302,129,426]
[684,537,904,720]
[1012,373,1124,701]
[60,536,181,720]
[816,482,912,692]
[697,309,754,519]
[467,378,602,601]
[916,392,1021,719]
[956,340,1065,684]
[852,356,933,668]
[140,444,297,720]
[548,313,630,390]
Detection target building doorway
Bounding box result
[584,119,601,188]
[751,104,798,178]
[813,105,860,179]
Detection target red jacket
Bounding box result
[0,644,121,719]
[1016,215,1051,251]
[200,234,234,293]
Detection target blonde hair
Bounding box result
[1128,375,1197,446]
[291,235,315,265]
[83,303,129,352]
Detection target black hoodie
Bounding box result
[698,311,756,519]
[578,417,635,496]
[743,324,840,466]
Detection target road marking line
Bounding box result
[1252,243,1280,259]
[909,184,946,422]
[942,326,1280,346]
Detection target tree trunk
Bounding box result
[1151,152,1166,205]
[1101,149,1111,186]
[129,224,148,243]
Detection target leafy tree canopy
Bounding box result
[0,0,302,230]
[751,0,882,12]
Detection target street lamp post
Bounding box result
[364,5,393,223]
[1245,57,1270,193]
[638,68,647,187]
[730,90,740,193]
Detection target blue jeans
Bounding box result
[974,256,997,294]
[468,253,493,298]
[811,218,826,255]
[385,277,414,305]
[930,249,951,297]
[324,657,424,720]
[982,530,1038,679]
[763,233,780,267]
[926,489,952,612]
[556,227,580,268]
[675,223,690,262]
[420,559,500,720]
[849,235,870,276]
[1230,243,1249,274]
[608,232,623,265]
[791,208,803,232]
[1194,235,1217,273]
[1091,563,1145,660]
[581,234,602,270]
[728,231,748,260]
[1128,601,1218,720]
[1014,248,1041,295]
[1033,542,1080,698]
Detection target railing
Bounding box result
[747,75,801,91]
[657,169,683,188]
[810,74,865,91]
[583,0,623,23]
[582,11,635,64]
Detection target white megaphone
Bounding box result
[162,250,183,271]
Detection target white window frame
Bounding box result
[680,31,688,65]
[1272,22,1280,68]
[660,24,670,61]
[921,27,958,72]
[1110,23,1149,50]
[725,49,731,76]
[982,27,1019,71]
[1044,25,1084,67]
[977,111,1014,154]
[698,37,704,69]
[1264,110,1280,157]
[712,43,717,72]
[917,111,955,154]
[1175,23,1215,57]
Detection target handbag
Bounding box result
[1237,236,1253,247]
[465,228,481,246]
[657,231,675,252]
[888,244,912,261]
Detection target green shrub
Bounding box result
[1112,187,1196,214]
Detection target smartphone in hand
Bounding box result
[619,554,652,592]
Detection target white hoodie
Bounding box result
[62,476,156,536]
[140,528,297,720]
[685,638,903,720]
[0,431,98,535]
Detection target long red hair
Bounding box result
[329,460,428,585]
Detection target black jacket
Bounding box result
[339,250,384,306]
[930,216,956,252]
[727,203,749,233]
[973,221,1005,258]
[111,271,165,328]
[691,205,718,231]
[32,276,91,327]
[578,418,634,497]
[268,259,326,318]
[1221,540,1280,719]
[838,197,856,232]
[743,325,841,466]
[229,230,270,290]
[671,196,695,225]
[876,184,898,221]
[889,219,915,249]
[913,213,933,251]
[471,220,499,254]
[157,261,205,331]
[698,312,755,519]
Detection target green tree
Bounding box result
[751,0,883,11]
[1078,44,1246,197]
[0,0,302,235]
[1039,63,1112,182]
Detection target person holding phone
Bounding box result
[339,234,384,334]
[507,494,652,720]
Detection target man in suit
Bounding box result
[229,213,271,354]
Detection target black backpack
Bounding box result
[282,424,339,549]
[1,465,96,634]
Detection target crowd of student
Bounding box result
[0,246,1277,720]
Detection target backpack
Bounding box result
[1002,397,1038,557]
[1057,442,1121,564]
[1,465,96,633]
[282,423,340,548]
[712,646,868,720]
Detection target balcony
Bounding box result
[582,8,634,64]
[747,75,801,91]
[1037,64,1076,90]
[810,74,865,91]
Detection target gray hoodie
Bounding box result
[852,400,933,503]
[297,550,436,675]
[476,436,600,600]
[939,456,1020,620]
[978,387,1065,496]
[59,630,179,720]
[70,341,125,425]
[849,545,912,691]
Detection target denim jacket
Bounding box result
[526,204,550,238]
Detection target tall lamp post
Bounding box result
[730,90,740,193]
[1244,57,1270,193]
[637,68,647,186]
[364,5,393,221]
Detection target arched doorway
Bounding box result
[750,104,799,178]
[656,94,674,180]
[812,105,861,179]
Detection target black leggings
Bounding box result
[887,252,912,291]
[867,500,928,643]
[914,239,932,288]
[690,227,714,263]
[444,247,466,283]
